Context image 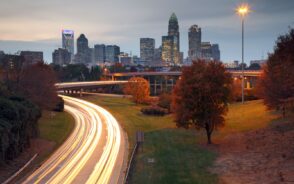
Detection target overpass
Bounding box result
[105,70,262,95]
[105,70,262,80]
[56,81,128,96]
[56,70,262,96]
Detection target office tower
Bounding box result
[188,25,201,60]
[94,44,106,63]
[180,52,184,63]
[201,42,213,60]
[75,34,91,64]
[140,38,155,63]
[77,34,89,54]
[201,42,220,61]
[154,47,162,60]
[118,53,132,66]
[105,45,120,63]
[211,44,220,61]
[62,30,74,62]
[161,13,180,65]
[52,48,71,66]
[20,51,43,65]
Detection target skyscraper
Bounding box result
[62,30,74,62]
[161,13,180,65]
[211,44,220,61]
[94,44,106,63]
[201,42,220,61]
[188,25,201,60]
[105,45,120,63]
[201,42,213,60]
[52,48,71,66]
[140,38,155,63]
[77,34,89,54]
[75,34,91,64]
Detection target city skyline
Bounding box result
[0,0,294,63]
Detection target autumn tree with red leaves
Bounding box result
[19,62,59,110]
[257,28,294,117]
[172,60,232,144]
[123,77,150,104]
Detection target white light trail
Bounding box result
[23,95,124,184]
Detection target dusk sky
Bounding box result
[0,0,293,64]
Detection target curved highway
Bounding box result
[23,95,126,184]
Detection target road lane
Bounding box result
[23,95,126,184]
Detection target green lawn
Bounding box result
[38,110,75,148]
[82,95,277,184]
[12,110,75,183]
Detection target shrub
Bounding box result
[158,93,172,112]
[53,97,64,112]
[141,106,168,116]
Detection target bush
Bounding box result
[158,93,172,112]
[53,97,64,112]
[141,106,168,116]
[0,96,41,164]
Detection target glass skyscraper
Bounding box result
[140,38,155,63]
[161,13,180,65]
[188,25,201,60]
[62,30,74,62]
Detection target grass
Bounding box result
[12,110,75,183]
[82,95,277,184]
[38,110,75,148]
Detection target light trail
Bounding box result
[23,95,125,184]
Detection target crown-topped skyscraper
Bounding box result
[162,13,181,65]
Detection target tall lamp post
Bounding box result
[237,4,249,104]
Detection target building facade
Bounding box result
[140,38,155,63]
[62,30,74,62]
[75,34,91,64]
[52,48,71,66]
[118,53,133,66]
[211,44,220,61]
[201,42,220,61]
[105,45,120,63]
[20,51,43,65]
[161,13,180,65]
[188,25,201,60]
[94,44,106,63]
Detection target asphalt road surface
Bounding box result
[23,95,126,184]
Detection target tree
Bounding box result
[19,62,59,110]
[172,60,232,144]
[124,77,150,104]
[248,63,261,70]
[257,29,294,117]
[109,63,126,73]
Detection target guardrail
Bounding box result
[3,154,38,184]
[124,143,139,184]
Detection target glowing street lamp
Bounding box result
[236,4,250,104]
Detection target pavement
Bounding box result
[23,95,127,184]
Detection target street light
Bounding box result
[236,4,250,104]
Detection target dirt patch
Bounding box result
[0,138,55,183]
[212,121,294,184]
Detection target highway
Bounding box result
[23,95,126,184]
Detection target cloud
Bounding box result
[0,0,293,63]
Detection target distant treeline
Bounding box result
[0,96,40,164]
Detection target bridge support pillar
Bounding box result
[154,80,157,95]
[80,88,83,97]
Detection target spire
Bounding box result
[169,13,178,23]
